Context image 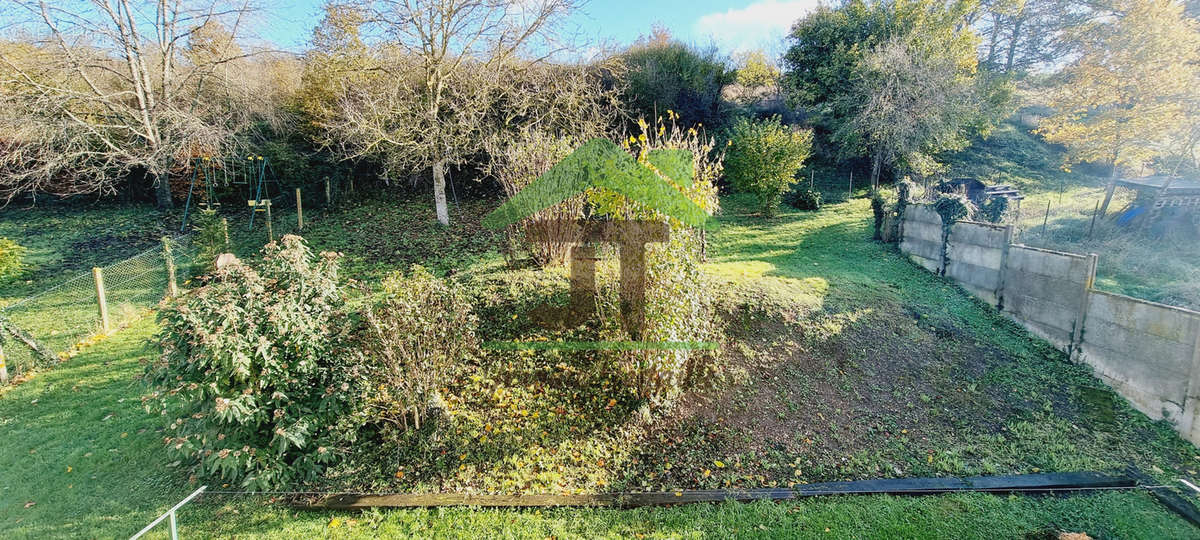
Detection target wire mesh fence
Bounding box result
[0,178,347,384]
[0,236,196,382]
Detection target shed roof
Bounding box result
[1115,176,1200,195]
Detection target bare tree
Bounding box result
[836,38,995,189]
[316,0,581,226]
[0,1,263,207]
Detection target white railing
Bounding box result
[130,486,207,540]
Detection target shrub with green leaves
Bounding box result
[146,235,355,489]
[355,265,478,435]
[724,116,813,217]
[871,190,888,240]
[619,38,732,129]
[635,231,719,405]
[934,193,975,226]
[0,237,26,281]
[193,208,230,271]
[978,196,1009,223]
[786,187,822,211]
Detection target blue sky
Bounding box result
[259,0,823,58]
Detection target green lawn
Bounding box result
[0,202,178,302]
[1,193,1198,538]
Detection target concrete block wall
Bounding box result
[945,221,1010,306]
[1001,245,1096,352]
[899,204,945,274]
[899,204,1200,446]
[1079,291,1200,431]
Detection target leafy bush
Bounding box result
[633,231,719,405]
[355,266,478,434]
[0,237,26,281]
[589,115,724,405]
[146,235,355,489]
[934,193,975,226]
[724,116,814,217]
[871,190,888,240]
[594,230,719,406]
[978,196,1009,223]
[193,208,230,271]
[734,50,780,88]
[786,187,822,211]
[619,35,732,130]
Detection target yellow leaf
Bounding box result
[714,460,725,468]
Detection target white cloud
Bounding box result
[692,0,822,56]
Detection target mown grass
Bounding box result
[1,192,1198,538]
[0,202,177,303]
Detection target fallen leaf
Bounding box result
[23,502,34,509]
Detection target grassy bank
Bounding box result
[1,193,1197,538]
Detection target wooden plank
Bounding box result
[310,472,1134,509]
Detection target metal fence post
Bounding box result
[130,485,207,540]
[92,267,110,333]
[296,188,303,231]
[162,237,178,298]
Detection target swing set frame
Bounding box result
[179,154,276,232]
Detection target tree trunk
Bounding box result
[433,159,449,226]
[1098,160,1119,217]
[1005,18,1024,73]
[154,173,173,210]
[986,13,1002,68]
[870,149,883,190]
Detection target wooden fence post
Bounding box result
[93,267,110,333]
[162,237,177,297]
[0,341,8,383]
[1041,200,1051,238]
[265,201,274,243]
[1087,200,1100,240]
[296,188,304,231]
[162,237,178,298]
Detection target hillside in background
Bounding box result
[941,121,1199,312]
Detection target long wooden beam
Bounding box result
[312,472,1135,510]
